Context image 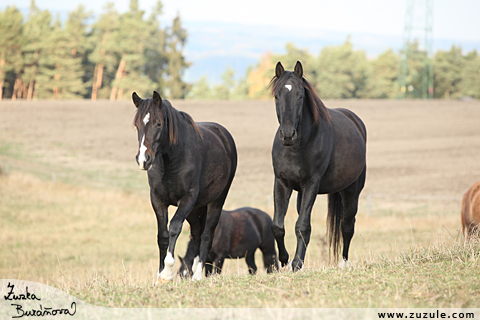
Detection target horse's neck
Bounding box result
[298,100,316,139]
[155,119,195,171]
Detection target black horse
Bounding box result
[132,91,237,282]
[269,62,366,271]
[178,207,278,277]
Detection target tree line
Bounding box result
[0,0,189,100]
[188,39,480,100]
[1,1,479,101]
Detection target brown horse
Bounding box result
[461,180,480,238]
[178,207,278,277]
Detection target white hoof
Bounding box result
[338,259,350,269]
[192,256,199,274]
[158,252,175,282]
[192,262,203,281]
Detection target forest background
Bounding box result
[1,0,479,101]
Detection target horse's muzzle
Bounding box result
[136,154,152,170]
[280,129,297,146]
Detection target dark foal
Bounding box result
[269,62,367,271]
[178,207,278,277]
[132,91,237,282]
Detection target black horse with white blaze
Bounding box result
[132,91,237,282]
[269,62,367,271]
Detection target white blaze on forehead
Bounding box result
[143,112,150,125]
[285,84,292,91]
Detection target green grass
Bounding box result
[1,169,475,308]
[64,239,480,308]
[0,134,475,308]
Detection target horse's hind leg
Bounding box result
[246,251,257,275]
[193,201,224,280]
[339,165,366,267]
[184,208,206,276]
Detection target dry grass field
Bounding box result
[1,98,480,307]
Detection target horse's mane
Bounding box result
[133,98,202,145]
[269,71,331,125]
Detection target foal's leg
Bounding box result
[292,179,320,271]
[272,178,293,267]
[246,251,257,275]
[151,193,169,284]
[159,190,198,282]
[339,166,366,267]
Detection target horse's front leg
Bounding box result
[151,193,169,284]
[272,178,293,267]
[158,190,198,282]
[292,179,320,271]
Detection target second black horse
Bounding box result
[269,61,367,271]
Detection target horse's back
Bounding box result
[198,122,237,162]
[462,181,480,237]
[243,207,275,247]
[334,108,367,142]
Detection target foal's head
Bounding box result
[269,61,330,146]
[132,91,175,170]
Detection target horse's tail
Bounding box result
[327,192,343,261]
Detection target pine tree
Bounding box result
[64,5,91,98]
[315,37,370,99]
[368,49,399,98]
[163,14,190,99]
[434,45,464,99]
[22,0,53,100]
[461,50,480,99]
[89,3,121,100]
[0,6,24,100]
[110,0,155,100]
[186,76,211,99]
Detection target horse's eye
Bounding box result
[155,122,162,128]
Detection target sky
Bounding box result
[6,0,480,42]
[3,0,480,82]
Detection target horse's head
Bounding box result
[271,61,306,146]
[132,91,168,170]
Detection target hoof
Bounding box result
[291,259,304,272]
[155,277,171,285]
[338,259,351,269]
[192,261,204,281]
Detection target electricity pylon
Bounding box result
[397,0,434,99]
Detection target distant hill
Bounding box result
[183,20,480,84]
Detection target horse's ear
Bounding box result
[153,91,162,108]
[275,62,285,78]
[294,61,303,78]
[132,92,142,108]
